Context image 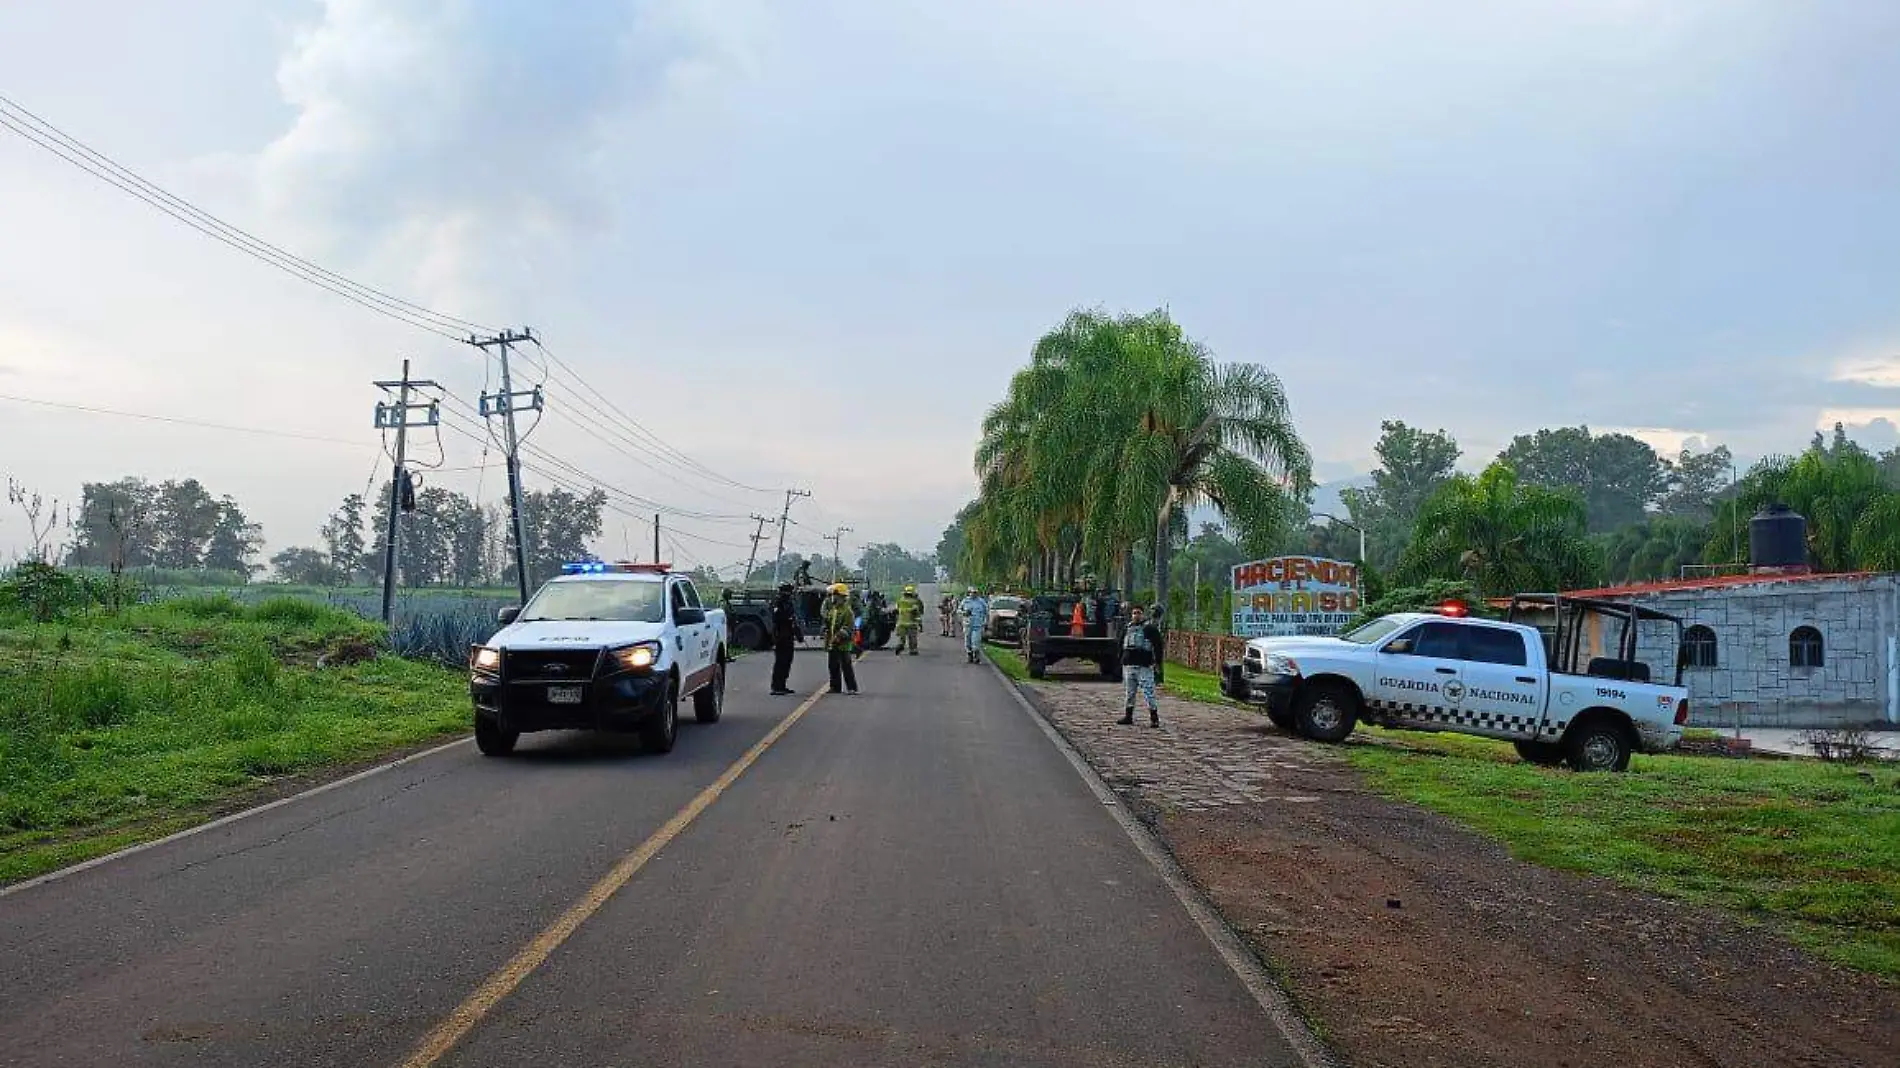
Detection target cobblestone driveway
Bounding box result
[1023,678,1338,812]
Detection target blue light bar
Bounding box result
[561,561,611,574]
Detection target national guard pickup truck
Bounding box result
[469,562,728,756]
[1220,594,1689,771]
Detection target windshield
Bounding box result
[1339,616,1407,645]
[521,580,666,623]
[992,597,1023,611]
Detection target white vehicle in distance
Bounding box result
[1220,594,1689,771]
[469,562,728,757]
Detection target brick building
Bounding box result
[1568,572,1900,730]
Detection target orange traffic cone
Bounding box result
[1070,601,1085,637]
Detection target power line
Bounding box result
[529,336,776,495]
[0,391,369,447]
[0,93,491,341]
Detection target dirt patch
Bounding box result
[1020,681,1900,1068]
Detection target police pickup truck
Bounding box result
[1220,594,1690,772]
[469,562,728,756]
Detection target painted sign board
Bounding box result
[1230,556,1361,638]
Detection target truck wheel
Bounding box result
[1293,682,1357,743]
[1098,658,1121,681]
[694,661,725,724]
[1028,658,1047,679]
[475,716,518,757]
[642,681,680,754]
[732,619,765,651]
[1564,717,1632,772]
[1264,706,1297,732]
[1514,740,1565,767]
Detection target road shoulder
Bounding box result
[1010,670,1900,1068]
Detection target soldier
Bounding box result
[769,583,799,696]
[1118,603,1163,727]
[893,584,925,655]
[822,582,860,695]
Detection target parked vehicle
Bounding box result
[719,585,893,651]
[985,595,1025,644]
[1022,591,1124,680]
[469,562,728,756]
[1220,595,1689,771]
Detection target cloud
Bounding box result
[253,0,764,312]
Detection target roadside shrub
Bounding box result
[249,596,328,628]
[226,639,279,691]
[171,594,246,620]
[47,662,137,730]
[1,561,88,622]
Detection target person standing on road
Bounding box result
[822,582,860,694]
[769,583,799,696]
[958,586,988,664]
[893,585,924,655]
[1118,603,1162,727]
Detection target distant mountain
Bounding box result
[1180,473,1371,533]
[1308,475,1371,520]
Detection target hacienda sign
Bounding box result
[1231,555,1361,638]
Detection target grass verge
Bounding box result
[1346,728,1900,981]
[1,596,468,884]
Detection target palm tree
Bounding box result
[1705,443,1891,571]
[1399,462,1598,596]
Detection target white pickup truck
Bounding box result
[469,562,728,756]
[1220,595,1689,771]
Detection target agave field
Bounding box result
[145,585,513,667]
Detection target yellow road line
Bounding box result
[398,686,831,1068]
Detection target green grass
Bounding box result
[986,645,1030,681]
[0,599,469,883]
[1347,728,1900,981]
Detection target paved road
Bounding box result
[0,638,1303,1067]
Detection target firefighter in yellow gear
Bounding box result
[893,584,925,655]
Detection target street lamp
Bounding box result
[1311,512,1365,565]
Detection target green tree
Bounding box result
[935,501,975,583]
[149,479,222,569]
[1400,462,1599,596]
[1656,444,1734,519]
[1598,516,1709,583]
[969,308,1312,613]
[1706,438,1892,571]
[68,478,157,567]
[202,496,262,577]
[321,494,369,583]
[1499,426,1669,532]
[270,546,343,586]
[1339,420,1461,570]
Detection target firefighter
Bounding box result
[893,584,924,655]
[822,582,860,694]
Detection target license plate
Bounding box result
[547,685,583,705]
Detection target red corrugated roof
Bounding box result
[1559,570,1880,599]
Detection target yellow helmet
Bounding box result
[830,582,849,594]
[904,584,917,594]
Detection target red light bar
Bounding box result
[613,561,671,573]
[1437,600,1469,617]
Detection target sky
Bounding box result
[4,0,1900,571]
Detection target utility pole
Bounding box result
[826,525,852,582]
[770,488,811,585]
[859,543,874,591]
[373,360,441,624]
[654,513,662,564]
[743,514,773,586]
[472,328,541,602]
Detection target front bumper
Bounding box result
[987,617,1021,641]
[471,671,669,733]
[1220,662,1297,714]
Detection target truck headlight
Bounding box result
[470,646,501,674]
[614,641,661,672]
[1261,653,1301,677]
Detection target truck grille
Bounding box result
[504,648,599,680]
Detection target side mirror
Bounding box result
[1383,638,1413,655]
[676,606,707,625]
[498,606,520,625]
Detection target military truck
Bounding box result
[720,585,894,651]
[1021,590,1125,680]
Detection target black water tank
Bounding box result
[1749,503,1807,569]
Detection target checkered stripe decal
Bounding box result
[1366,698,1561,737]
